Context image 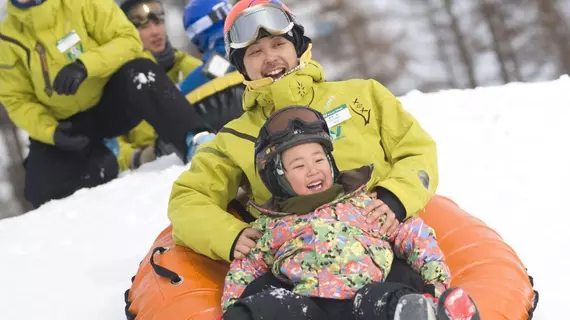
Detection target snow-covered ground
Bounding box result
[1,77,569,319]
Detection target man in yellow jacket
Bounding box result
[0,0,214,208]
[114,0,204,171]
[168,0,438,264]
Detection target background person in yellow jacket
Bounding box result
[0,0,215,208]
[168,0,438,287]
[111,0,205,171]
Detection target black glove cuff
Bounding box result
[375,186,406,222]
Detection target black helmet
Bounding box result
[255,106,339,198]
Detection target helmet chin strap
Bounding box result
[274,154,298,198]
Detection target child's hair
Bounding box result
[254,106,340,198]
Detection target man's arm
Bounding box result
[78,0,143,78]
[370,80,439,218]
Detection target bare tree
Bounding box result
[423,1,461,88]
[441,0,478,88]
[477,0,524,82]
[535,0,570,74]
[288,0,410,93]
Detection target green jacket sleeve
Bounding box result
[116,135,136,172]
[168,137,248,261]
[370,80,438,217]
[79,0,143,78]
[0,49,58,144]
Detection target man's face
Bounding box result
[242,36,299,81]
[138,21,167,53]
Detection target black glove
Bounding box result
[53,121,90,152]
[53,60,88,95]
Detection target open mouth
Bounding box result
[151,39,164,48]
[263,67,287,80]
[307,180,324,191]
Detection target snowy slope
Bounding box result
[2,78,569,319]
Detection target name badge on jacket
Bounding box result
[56,30,84,61]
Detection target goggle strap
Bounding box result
[186,3,231,40]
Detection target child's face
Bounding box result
[281,142,333,195]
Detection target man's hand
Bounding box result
[233,228,262,260]
[362,199,400,236]
[53,121,90,152]
[53,60,88,95]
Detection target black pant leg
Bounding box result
[224,287,328,320]
[92,58,212,158]
[23,139,118,208]
[239,272,293,300]
[385,257,425,293]
[352,282,418,320]
[312,298,353,320]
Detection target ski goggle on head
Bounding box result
[255,107,332,170]
[186,2,232,41]
[227,4,295,49]
[126,1,165,28]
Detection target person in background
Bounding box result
[0,0,214,208]
[179,0,233,95]
[177,0,245,131]
[111,0,204,171]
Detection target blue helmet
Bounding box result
[183,0,232,53]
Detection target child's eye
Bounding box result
[316,158,325,162]
[275,42,285,47]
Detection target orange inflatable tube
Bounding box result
[125,195,537,320]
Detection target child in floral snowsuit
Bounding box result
[221,106,479,320]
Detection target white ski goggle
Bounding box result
[227,5,294,49]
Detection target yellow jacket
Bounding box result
[116,50,202,171]
[0,0,143,145]
[168,52,438,262]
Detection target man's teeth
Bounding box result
[266,68,284,76]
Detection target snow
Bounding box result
[133,71,156,90]
[1,77,569,319]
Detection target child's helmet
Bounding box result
[183,0,232,53]
[255,106,339,198]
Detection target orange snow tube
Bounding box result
[125,195,537,320]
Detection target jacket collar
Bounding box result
[7,0,61,32]
[241,44,326,115]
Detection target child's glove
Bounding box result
[186,131,215,162]
[54,122,90,152]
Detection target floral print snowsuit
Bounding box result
[221,169,451,312]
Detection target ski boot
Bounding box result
[436,287,480,320]
[394,293,437,320]
[395,287,480,320]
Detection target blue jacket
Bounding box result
[179,42,234,95]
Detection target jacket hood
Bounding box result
[6,0,60,31]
